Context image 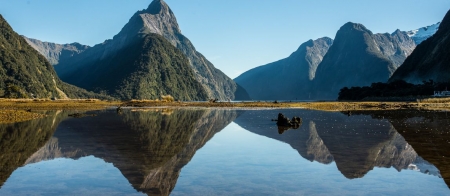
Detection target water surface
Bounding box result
[0,108,449,195]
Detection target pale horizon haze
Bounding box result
[1,0,449,78]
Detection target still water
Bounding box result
[0,108,449,195]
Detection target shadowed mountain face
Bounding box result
[20,109,239,195]
[389,9,450,84]
[233,109,433,179]
[41,0,248,100]
[235,37,333,100]
[0,15,110,99]
[0,111,68,187]
[313,22,416,99]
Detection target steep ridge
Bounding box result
[389,9,450,84]
[23,37,89,65]
[313,22,415,99]
[235,37,333,100]
[0,15,110,99]
[53,0,248,100]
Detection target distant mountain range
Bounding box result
[24,0,249,101]
[23,37,90,66]
[0,15,109,99]
[390,10,450,84]
[236,21,421,100]
[406,22,440,45]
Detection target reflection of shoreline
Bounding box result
[233,109,440,180]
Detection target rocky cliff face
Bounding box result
[313,22,416,99]
[23,37,89,65]
[234,37,333,100]
[0,15,110,99]
[389,9,450,84]
[51,0,248,100]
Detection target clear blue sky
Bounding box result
[1,0,449,78]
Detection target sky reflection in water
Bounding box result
[0,109,448,195]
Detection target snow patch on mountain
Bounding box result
[406,22,440,44]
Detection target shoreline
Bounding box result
[1,99,449,110]
[1,99,450,124]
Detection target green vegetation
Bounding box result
[338,80,450,100]
[0,14,111,100]
[60,33,208,101]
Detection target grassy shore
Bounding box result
[1,98,450,124]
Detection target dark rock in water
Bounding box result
[68,113,97,118]
[276,113,302,134]
[116,106,123,114]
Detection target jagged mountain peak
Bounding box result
[146,0,168,14]
[341,22,371,33]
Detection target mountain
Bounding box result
[48,0,248,100]
[406,22,440,44]
[57,33,208,100]
[23,36,90,65]
[0,15,110,99]
[313,22,416,99]
[389,9,450,84]
[234,37,333,100]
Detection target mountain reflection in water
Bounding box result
[0,108,449,195]
[233,109,443,180]
[0,108,239,195]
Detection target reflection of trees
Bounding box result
[0,111,67,187]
